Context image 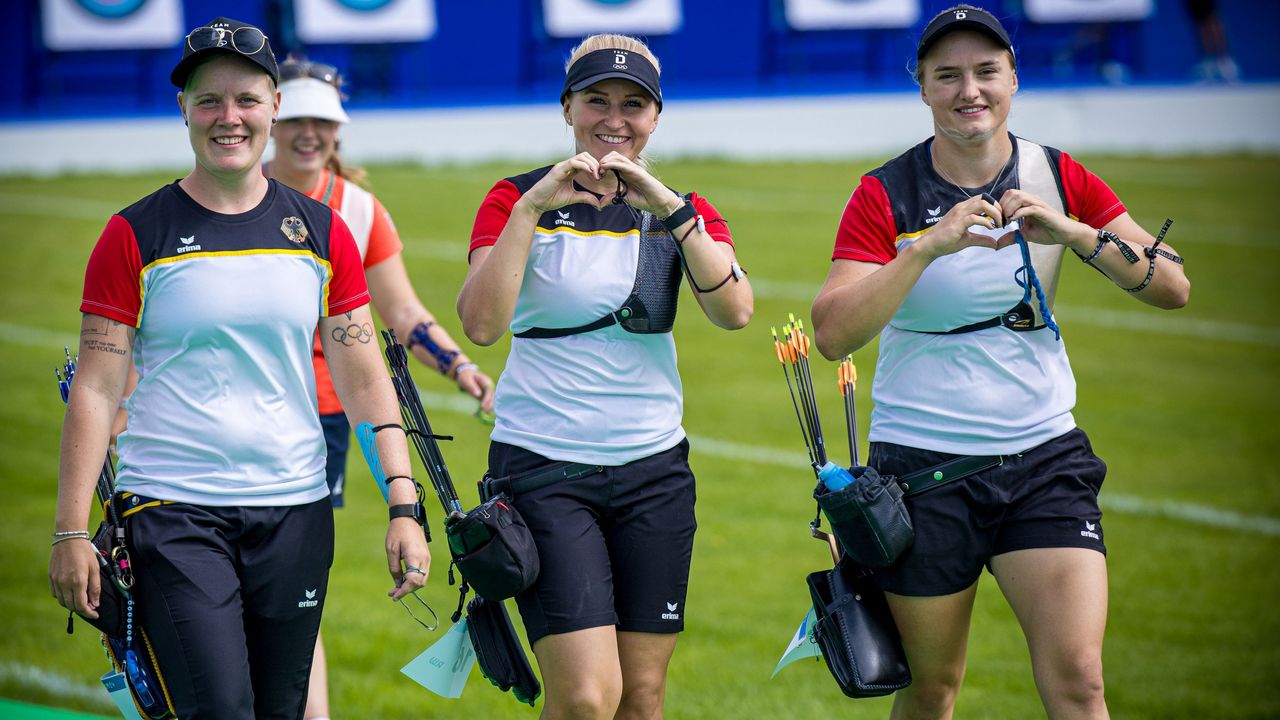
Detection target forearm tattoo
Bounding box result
[331,322,375,346]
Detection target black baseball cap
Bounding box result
[917,5,1014,64]
[171,17,278,89]
[561,48,663,112]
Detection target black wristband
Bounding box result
[390,502,431,542]
[390,503,425,526]
[660,198,697,233]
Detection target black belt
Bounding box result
[481,462,604,501]
[897,454,1005,496]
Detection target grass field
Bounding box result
[1,152,1278,719]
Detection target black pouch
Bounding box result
[445,496,540,601]
[86,519,128,638]
[814,466,914,568]
[806,557,911,698]
[466,595,542,706]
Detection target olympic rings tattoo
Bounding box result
[331,322,374,346]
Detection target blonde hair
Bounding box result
[564,34,661,75]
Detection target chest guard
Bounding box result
[912,138,1067,336]
[514,209,683,339]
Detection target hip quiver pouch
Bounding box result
[814,466,914,568]
[445,495,540,601]
[806,556,911,697]
[466,595,541,706]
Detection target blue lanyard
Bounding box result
[1012,230,1061,341]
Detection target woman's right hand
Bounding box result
[49,538,101,620]
[521,152,611,215]
[916,194,1009,260]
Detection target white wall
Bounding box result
[1,84,1276,176]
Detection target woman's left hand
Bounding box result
[386,518,431,600]
[455,365,496,414]
[997,188,1093,251]
[598,152,683,216]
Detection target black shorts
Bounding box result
[487,439,697,645]
[125,496,334,719]
[320,412,350,508]
[869,428,1107,597]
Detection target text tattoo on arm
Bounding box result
[80,316,130,356]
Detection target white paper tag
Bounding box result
[102,669,146,720]
[400,618,476,698]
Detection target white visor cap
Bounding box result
[277,77,350,123]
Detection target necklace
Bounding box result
[933,150,1013,204]
[932,146,1062,342]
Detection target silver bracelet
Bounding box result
[51,530,91,546]
[453,362,479,377]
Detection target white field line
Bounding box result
[392,254,1280,348]
[749,279,1280,348]
[4,324,1276,537]
[6,192,1279,347]
[410,390,1280,538]
[0,661,112,708]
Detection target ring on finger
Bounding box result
[404,565,425,576]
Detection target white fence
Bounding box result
[1,84,1277,176]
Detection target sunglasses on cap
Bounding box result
[185,25,268,57]
[280,61,342,88]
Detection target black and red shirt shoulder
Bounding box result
[113,180,337,265]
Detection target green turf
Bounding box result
[2,153,1278,718]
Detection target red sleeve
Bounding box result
[469,179,521,260]
[689,193,734,247]
[326,209,371,316]
[80,215,143,326]
[1058,150,1126,229]
[363,195,403,269]
[833,175,897,264]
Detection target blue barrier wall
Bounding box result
[5,0,1277,121]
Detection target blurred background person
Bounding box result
[812,5,1189,718]
[49,18,429,718]
[263,54,494,720]
[1186,0,1240,82]
[457,33,752,720]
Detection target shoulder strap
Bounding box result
[514,208,683,339]
[336,176,376,260]
[1015,138,1067,321]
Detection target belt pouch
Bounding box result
[814,466,914,568]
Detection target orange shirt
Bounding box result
[307,169,404,415]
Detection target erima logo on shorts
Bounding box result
[661,601,680,620]
[298,588,319,608]
[1080,520,1100,541]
